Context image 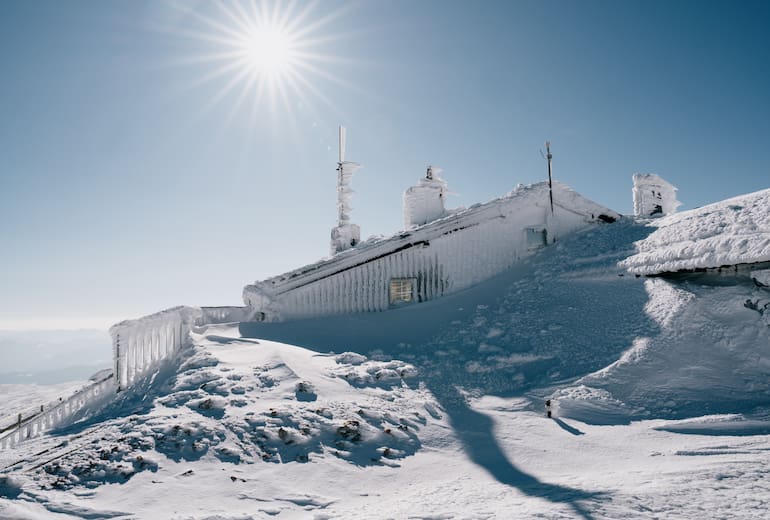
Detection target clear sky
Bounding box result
[1,0,769,329]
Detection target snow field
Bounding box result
[4,193,770,518]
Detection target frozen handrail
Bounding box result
[0,371,115,450]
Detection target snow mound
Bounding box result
[560,278,770,421]
[6,326,439,492]
[621,187,770,275]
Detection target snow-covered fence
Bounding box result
[197,306,250,325]
[0,372,115,449]
[110,306,202,391]
[0,305,249,450]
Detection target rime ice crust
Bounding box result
[632,173,680,218]
[621,187,770,275]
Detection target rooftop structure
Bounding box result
[633,173,680,217]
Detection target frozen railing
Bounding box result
[0,371,115,450]
[109,306,202,391]
[197,306,250,325]
[0,305,248,449]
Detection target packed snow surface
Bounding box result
[621,188,770,275]
[3,214,770,518]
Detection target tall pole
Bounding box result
[546,141,554,214]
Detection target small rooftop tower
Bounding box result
[330,126,362,255]
[632,173,680,217]
[403,165,448,228]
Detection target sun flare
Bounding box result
[239,26,295,76]
[172,1,354,122]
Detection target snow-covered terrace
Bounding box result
[621,188,770,276]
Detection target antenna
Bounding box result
[330,126,361,255]
[545,141,554,214]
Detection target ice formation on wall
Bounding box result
[633,173,680,217]
[109,306,201,390]
[403,166,448,228]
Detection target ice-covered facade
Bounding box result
[633,173,680,217]
[244,180,619,322]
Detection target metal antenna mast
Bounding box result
[330,126,361,255]
[337,126,347,226]
[545,141,554,214]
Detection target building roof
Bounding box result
[621,188,770,275]
[246,181,619,297]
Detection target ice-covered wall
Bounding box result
[0,372,115,449]
[403,166,447,228]
[633,173,680,217]
[244,181,619,321]
[109,306,201,391]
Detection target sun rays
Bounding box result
[164,0,358,129]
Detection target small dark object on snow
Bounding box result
[545,399,552,418]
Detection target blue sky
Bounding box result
[1,0,768,329]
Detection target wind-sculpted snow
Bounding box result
[560,277,770,421]
[6,329,433,493]
[621,188,770,275]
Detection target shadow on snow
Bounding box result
[239,220,657,518]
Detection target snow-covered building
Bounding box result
[621,187,770,280]
[243,174,619,322]
[633,173,680,217]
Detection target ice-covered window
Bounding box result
[526,228,547,250]
[389,278,415,304]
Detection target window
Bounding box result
[526,228,547,250]
[390,278,415,305]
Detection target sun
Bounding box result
[239,26,295,77]
[167,1,355,123]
